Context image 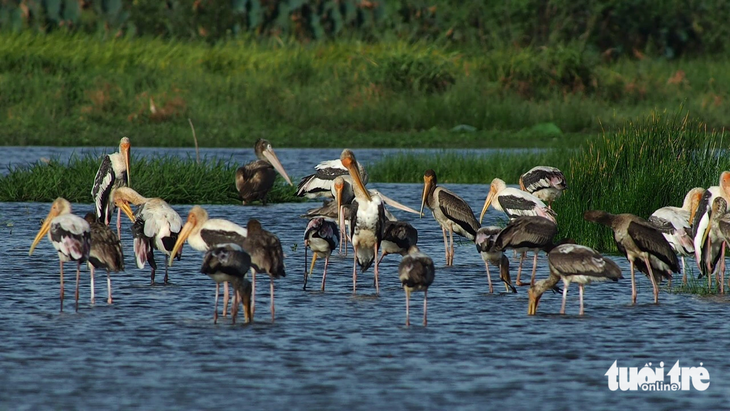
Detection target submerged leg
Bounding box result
[75,262,81,312]
[560,281,569,315]
[374,242,380,295]
[89,265,95,304]
[448,226,455,266]
[484,261,493,294]
[321,255,329,292]
[163,255,170,285]
[214,283,219,324]
[630,260,637,305]
[59,261,65,313]
[352,244,358,294]
[404,288,410,326]
[106,269,113,304]
[423,290,428,327]
[579,284,585,315]
[441,226,449,266]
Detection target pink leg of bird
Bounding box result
[116,207,122,240]
[213,283,219,324]
[378,250,386,266]
[449,226,455,266]
[321,255,329,292]
[560,282,568,314]
[579,284,585,315]
[530,252,539,286]
[423,290,428,327]
[515,252,526,286]
[270,277,275,322]
[352,244,358,294]
[89,265,96,304]
[630,260,637,304]
[644,257,660,304]
[222,282,229,317]
[681,256,687,286]
[75,262,81,312]
[721,242,726,294]
[441,226,449,266]
[484,261,493,294]
[107,270,113,304]
[374,242,380,295]
[404,288,410,326]
[251,269,257,317]
[706,236,713,289]
[59,261,65,312]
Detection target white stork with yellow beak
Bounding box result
[479,178,556,224]
[29,198,91,312]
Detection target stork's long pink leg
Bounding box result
[214,283,219,324]
[321,255,329,292]
[223,282,229,317]
[644,257,660,304]
[448,226,455,266]
[75,262,81,312]
[374,242,380,295]
[560,282,568,314]
[107,270,113,304]
[352,244,358,294]
[270,277,275,322]
[89,265,95,304]
[484,261,493,294]
[721,242,726,294]
[441,226,449,266]
[681,256,687,285]
[530,252,539,286]
[515,252,526,286]
[116,208,122,240]
[404,289,410,326]
[579,284,585,315]
[630,260,637,304]
[59,261,65,312]
[423,290,428,327]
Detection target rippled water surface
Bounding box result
[0,153,728,409]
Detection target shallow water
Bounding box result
[0,146,538,177]
[0,182,728,409]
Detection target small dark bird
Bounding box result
[528,244,622,315]
[379,220,419,264]
[236,139,292,205]
[84,212,124,305]
[303,218,339,291]
[242,219,286,322]
[475,226,515,293]
[398,246,435,326]
[200,244,253,324]
[584,210,679,304]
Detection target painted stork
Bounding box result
[692,172,730,277]
[584,210,679,304]
[199,243,253,324]
[379,220,418,264]
[475,226,515,293]
[479,178,556,224]
[29,198,91,312]
[649,187,705,285]
[303,217,339,291]
[91,137,130,238]
[84,212,124,305]
[113,187,182,285]
[341,149,386,294]
[170,205,249,317]
[399,245,435,326]
[235,138,292,205]
[519,166,567,209]
[242,219,286,322]
[491,216,559,287]
[528,244,622,316]
[420,169,480,266]
[296,156,369,199]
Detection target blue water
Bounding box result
[0,178,727,409]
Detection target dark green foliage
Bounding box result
[0,154,302,204]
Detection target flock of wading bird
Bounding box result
[26,137,730,326]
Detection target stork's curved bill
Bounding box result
[261,145,292,186]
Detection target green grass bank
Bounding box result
[2,33,730,148]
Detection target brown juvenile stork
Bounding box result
[528,244,622,316]
[519,166,567,209]
[340,149,387,294]
[475,226,515,293]
[199,243,253,324]
[242,219,286,322]
[584,210,679,304]
[170,205,249,317]
[91,137,131,238]
[398,246,435,326]
[29,198,91,312]
[114,187,182,285]
[491,216,560,286]
[379,220,419,264]
[420,169,480,266]
[236,138,293,205]
[84,212,124,305]
[303,217,339,291]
